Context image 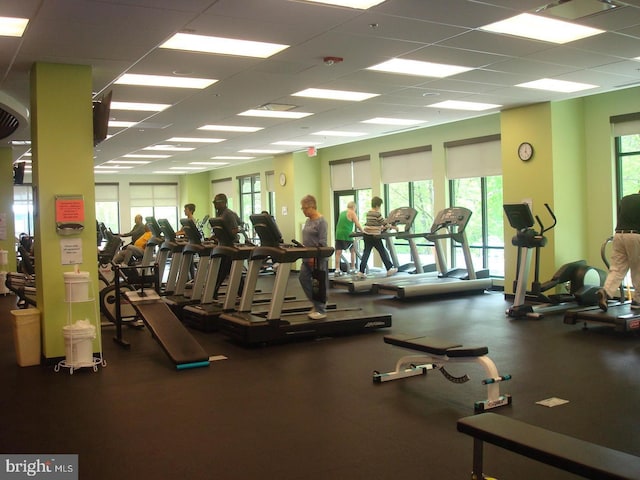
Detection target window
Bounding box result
[13,185,34,237]
[239,173,261,226]
[130,183,178,230]
[449,176,504,277]
[615,133,640,199]
[445,136,503,278]
[95,183,119,232]
[385,180,435,269]
[381,147,434,270]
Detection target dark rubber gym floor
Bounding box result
[1,273,639,480]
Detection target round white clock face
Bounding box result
[279,173,286,186]
[518,142,533,161]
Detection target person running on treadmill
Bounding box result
[175,203,196,238]
[357,196,397,279]
[597,191,640,311]
[212,193,243,299]
[334,201,363,276]
[299,195,329,320]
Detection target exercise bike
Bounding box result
[504,203,605,319]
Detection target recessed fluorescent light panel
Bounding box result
[239,149,285,154]
[293,88,378,101]
[516,78,597,93]
[123,154,171,159]
[143,145,195,152]
[361,117,426,126]
[95,165,133,169]
[190,161,230,166]
[312,130,367,137]
[0,16,29,37]
[211,156,255,160]
[427,100,501,111]
[198,125,263,133]
[367,59,472,78]
[480,13,604,44]
[272,141,322,146]
[110,102,171,112]
[105,160,151,165]
[296,0,386,8]
[239,109,313,119]
[166,137,226,143]
[109,121,137,128]
[116,73,217,89]
[160,33,289,58]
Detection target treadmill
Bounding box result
[163,218,217,318]
[217,212,392,345]
[372,207,492,299]
[180,216,295,331]
[331,207,437,293]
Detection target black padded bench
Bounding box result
[457,412,640,480]
[374,334,511,412]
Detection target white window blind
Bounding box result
[330,156,370,190]
[445,138,501,179]
[130,183,178,207]
[95,184,118,202]
[381,149,432,183]
[353,158,372,189]
[265,172,275,192]
[212,179,234,204]
[612,119,640,137]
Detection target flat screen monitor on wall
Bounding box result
[13,162,25,185]
[93,90,112,146]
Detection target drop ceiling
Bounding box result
[2,0,640,175]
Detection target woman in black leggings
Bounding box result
[357,196,397,278]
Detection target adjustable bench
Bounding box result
[457,412,640,480]
[373,334,511,412]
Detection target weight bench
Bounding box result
[373,334,511,412]
[457,412,640,480]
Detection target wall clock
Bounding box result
[279,172,287,186]
[518,142,534,162]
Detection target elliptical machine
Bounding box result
[504,203,605,319]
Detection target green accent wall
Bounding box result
[31,63,100,360]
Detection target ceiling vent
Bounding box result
[537,0,623,20]
[0,107,19,139]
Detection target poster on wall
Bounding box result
[55,195,85,235]
[60,238,83,265]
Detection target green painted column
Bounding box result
[30,63,101,360]
[0,147,16,274]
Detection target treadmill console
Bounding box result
[180,218,204,245]
[430,207,472,234]
[209,217,237,247]
[146,216,163,239]
[250,213,284,248]
[158,219,178,242]
[386,207,418,232]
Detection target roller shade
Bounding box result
[446,138,501,179]
[381,149,432,183]
[95,183,118,202]
[330,156,371,190]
